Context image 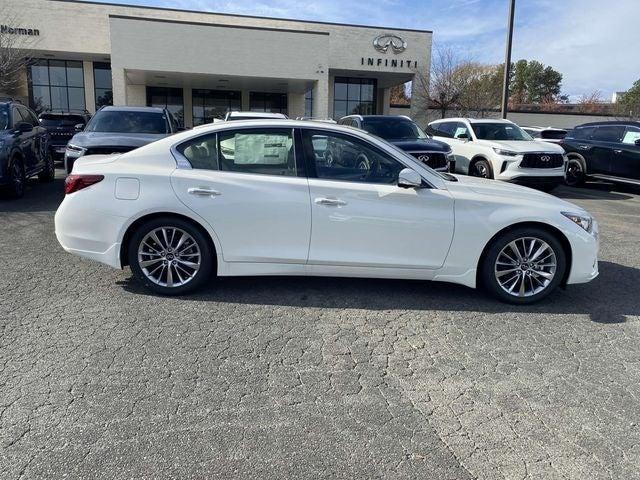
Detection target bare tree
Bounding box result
[455,63,503,118]
[0,13,38,97]
[576,90,604,114]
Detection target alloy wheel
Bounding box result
[11,161,24,196]
[565,159,583,186]
[494,236,557,298]
[137,227,201,288]
[474,162,490,178]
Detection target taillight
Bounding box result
[64,174,104,194]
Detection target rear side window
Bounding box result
[430,122,455,138]
[591,125,625,143]
[570,126,595,140]
[176,133,219,170]
[622,126,640,145]
[217,128,296,177]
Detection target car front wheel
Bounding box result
[565,158,585,187]
[4,157,26,199]
[471,159,492,179]
[128,217,214,295]
[480,227,566,304]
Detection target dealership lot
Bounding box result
[1,172,639,479]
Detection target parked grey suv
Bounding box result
[65,106,180,173]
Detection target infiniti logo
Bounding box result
[417,154,430,163]
[541,155,551,162]
[373,34,407,54]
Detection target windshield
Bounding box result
[85,111,168,134]
[471,123,533,141]
[0,105,8,130]
[361,118,428,140]
[39,114,86,128]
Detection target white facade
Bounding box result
[1,0,432,127]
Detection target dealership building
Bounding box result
[1,0,432,127]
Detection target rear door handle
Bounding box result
[614,149,623,154]
[578,145,590,150]
[315,197,347,207]
[188,187,221,197]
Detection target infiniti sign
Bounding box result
[373,34,407,54]
[541,155,551,162]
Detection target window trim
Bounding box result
[300,127,432,188]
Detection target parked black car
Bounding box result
[38,111,91,161]
[0,100,55,198]
[561,121,640,186]
[338,115,454,172]
[65,106,181,173]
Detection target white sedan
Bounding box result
[55,120,599,304]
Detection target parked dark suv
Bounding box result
[562,121,640,186]
[0,100,55,198]
[65,106,181,173]
[338,115,454,172]
[38,111,91,161]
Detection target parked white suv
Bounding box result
[428,118,567,191]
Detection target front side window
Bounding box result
[333,77,376,119]
[302,130,405,185]
[217,128,296,177]
[28,59,85,113]
[591,125,625,143]
[471,123,532,141]
[18,106,39,126]
[85,111,169,134]
[452,122,470,139]
[430,122,455,138]
[570,126,595,140]
[361,118,427,140]
[622,126,640,145]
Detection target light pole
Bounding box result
[501,0,516,119]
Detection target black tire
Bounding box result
[38,152,56,182]
[3,157,26,199]
[565,157,585,187]
[128,217,214,295]
[480,227,567,305]
[470,159,493,179]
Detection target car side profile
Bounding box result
[561,121,640,187]
[64,106,181,173]
[55,120,599,304]
[428,118,567,191]
[0,100,55,198]
[338,115,454,172]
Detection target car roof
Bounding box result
[99,105,166,113]
[341,115,412,121]
[522,126,567,132]
[576,120,640,128]
[226,111,287,118]
[429,117,515,124]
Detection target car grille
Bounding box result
[408,151,448,170]
[520,153,564,168]
[84,146,138,156]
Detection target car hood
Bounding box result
[448,174,587,213]
[389,138,451,152]
[69,132,168,148]
[475,139,564,153]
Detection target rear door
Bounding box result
[589,125,626,174]
[171,127,312,264]
[613,126,640,179]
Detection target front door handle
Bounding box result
[188,187,221,197]
[315,197,347,207]
[613,149,623,154]
[578,145,590,150]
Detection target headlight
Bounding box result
[446,150,454,160]
[66,144,85,156]
[493,148,518,157]
[562,211,593,233]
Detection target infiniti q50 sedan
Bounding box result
[55,120,599,304]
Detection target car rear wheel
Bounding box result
[128,218,214,295]
[480,227,566,304]
[39,152,55,182]
[470,159,492,179]
[4,158,26,199]
[565,158,585,187]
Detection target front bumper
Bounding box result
[566,219,599,285]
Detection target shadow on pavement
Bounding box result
[118,260,637,324]
[554,183,636,201]
[0,170,65,213]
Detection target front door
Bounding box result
[589,125,626,174]
[613,126,640,179]
[301,129,454,269]
[171,127,311,264]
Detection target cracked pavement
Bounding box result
[1,170,639,479]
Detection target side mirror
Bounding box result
[456,133,471,142]
[635,139,640,147]
[398,168,423,188]
[74,123,84,132]
[16,122,33,133]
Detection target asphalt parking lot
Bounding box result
[1,170,639,479]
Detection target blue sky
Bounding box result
[88,0,639,99]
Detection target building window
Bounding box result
[147,86,184,126]
[249,92,287,114]
[333,77,376,119]
[93,62,112,110]
[28,59,85,113]
[192,89,241,126]
[304,89,313,118]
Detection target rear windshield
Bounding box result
[361,118,428,140]
[39,114,86,127]
[85,111,169,134]
[540,130,567,140]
